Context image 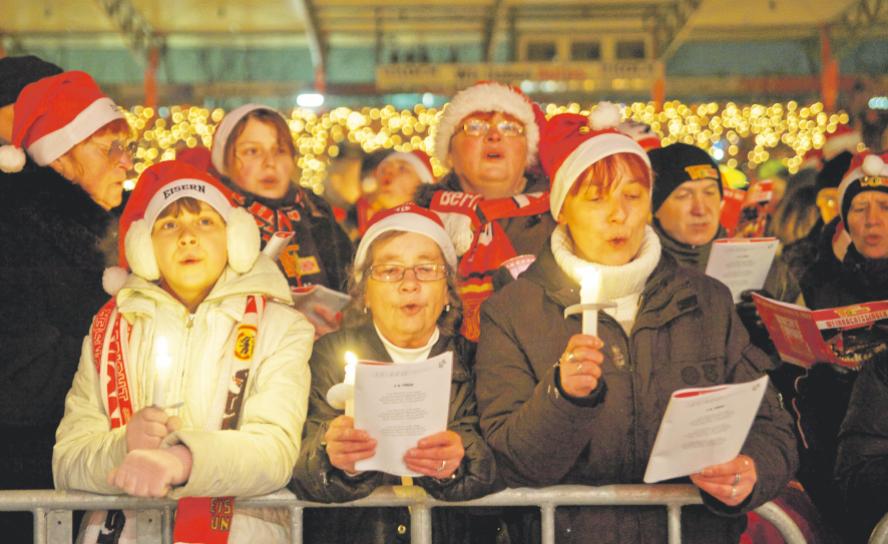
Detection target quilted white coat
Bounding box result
[53,255,313,541]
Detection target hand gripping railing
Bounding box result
[0,484,805,544]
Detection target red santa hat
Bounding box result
[618,120,661,151]
[0,70,126,174]
[433,81,545,169]
[540,102,650,219]
[103,160,260,295]
[823,124,862,161]
[210,103,283,176]
[837,152,888,222]
[800,148,824,171]
[377,150,435,184]
[353,202,457,281]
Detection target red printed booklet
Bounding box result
[753,294,888,369]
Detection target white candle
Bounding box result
[580,267,601,337]
[153,336,172,407]
[343,351,357,417]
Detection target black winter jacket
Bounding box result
[290,323,498,543]
[0,163,115,491]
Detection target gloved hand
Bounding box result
[107,445,193,497]
[125,407,181,452]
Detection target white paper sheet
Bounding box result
[354,351,453,476]
[704,237,779,303]
[643,375,769,483]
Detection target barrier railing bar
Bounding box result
[289,506,304,544]
[48,509,72,543]
[0,485,805,544]
[540,503,555,544]
[667,504,682,544]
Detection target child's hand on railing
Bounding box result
[107,445,193,497]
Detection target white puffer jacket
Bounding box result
[53,255,313,542]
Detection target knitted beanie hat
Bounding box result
[648,143,723,213]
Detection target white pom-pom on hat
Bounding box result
[0,145,26,174]
[102,266,129,295]
[588,101,623,131]
[226,207,261,273]
[125,219,160,281]
[862,154,885,177]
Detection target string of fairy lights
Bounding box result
[121,101,851,194]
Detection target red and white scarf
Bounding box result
[88,295,265,544]
[430,190,550,340]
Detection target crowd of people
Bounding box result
[1,54,887,544]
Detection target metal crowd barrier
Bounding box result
[0,484,805,544]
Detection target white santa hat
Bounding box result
[103,160,260,295]
[353,203,457,282]
[0,70,125,174]
[377,150,435,184]
[540,102,650,219]
[210,103,284,176]
[432,81,544,169]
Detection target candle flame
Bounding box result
[344,351,357,385]
[580,266,601,303]
[155,336,171,371]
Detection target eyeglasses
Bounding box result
[368,263,447,282]
[92,139,136,161]
[460,119,525,138]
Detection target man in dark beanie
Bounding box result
[649,142,724,268]
[0,55,63,143]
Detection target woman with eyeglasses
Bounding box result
[211,104,353,337]
[474,107,797,544]
[290,204,497,544]
[415,81,556,341]
[0,67,133,542]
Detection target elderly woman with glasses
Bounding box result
[416,81,556,341]
[291,204,497,543]
[0,67,134,542]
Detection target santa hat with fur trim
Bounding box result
[837,152,888,222]
[618,120,661,151]
[353,203,456,281]
[377,150,435,184]
[433,81,545,169]
[210,103,283,176]
[823,124,862,161]
[103,160,260,295]
[541,102,650,219]
[0,70,125,174]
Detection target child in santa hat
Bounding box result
[53,160,313,544]
[210,104,353,338]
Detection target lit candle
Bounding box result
[343,351,357,417]
[153,336,172,407]
[580,267,601,337]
